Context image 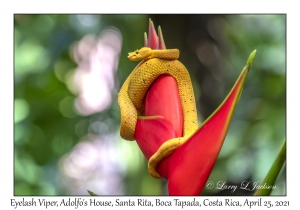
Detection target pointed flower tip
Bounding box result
[149,18,155,29]
[158,25,162,32]
[158,25,166,49]
[144,32,148,47]
[148,18,159,49]
[247,49,257,67]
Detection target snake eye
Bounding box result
[136,51,139,54]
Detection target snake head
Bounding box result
[128,47,152,61]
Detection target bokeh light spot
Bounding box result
[14,98,29,123]
[59,96,77,118]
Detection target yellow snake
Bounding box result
[118,47,198,178]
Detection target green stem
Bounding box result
[254,140,286,196]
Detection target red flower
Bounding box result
[131,19,256,195]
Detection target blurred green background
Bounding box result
[14,14,286,195]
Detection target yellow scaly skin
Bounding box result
[118,47,198,178]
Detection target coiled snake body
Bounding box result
[118,47,198,178]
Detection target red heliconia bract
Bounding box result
[135,75,182,178]
[133,19,254,195]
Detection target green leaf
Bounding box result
[87,190,98,196]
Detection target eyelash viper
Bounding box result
[118,47,198,178]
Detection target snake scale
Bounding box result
[118,47,198,178]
